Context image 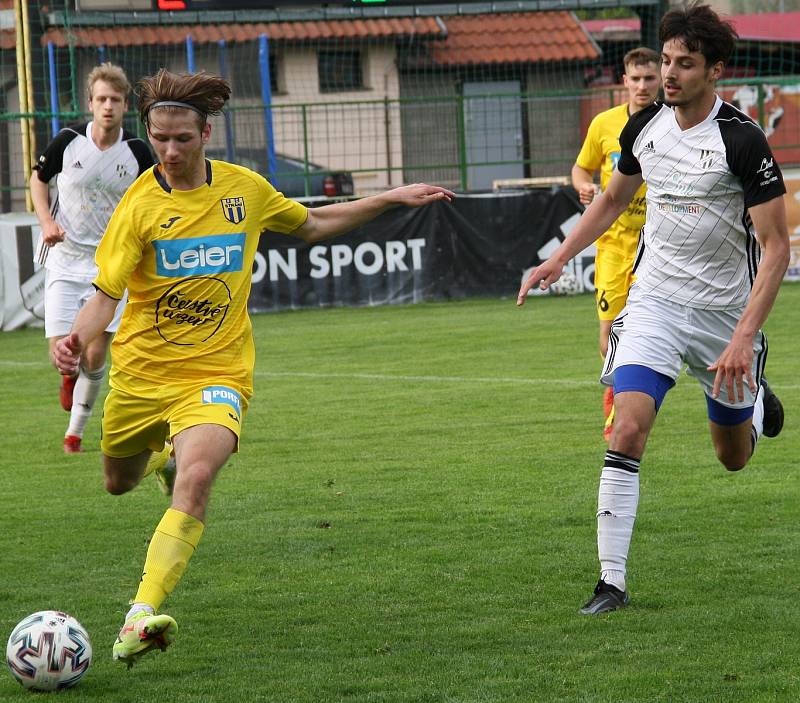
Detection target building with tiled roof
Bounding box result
[33,9,599,193]
[1,5,606,210]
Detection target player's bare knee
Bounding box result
[608,414,647,456]
[104,473,136,495]
[713,441,749,471]
[102,458,142,494]
[717,449,748,472]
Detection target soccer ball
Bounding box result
[6,611,92,691]
[549,269,582,296]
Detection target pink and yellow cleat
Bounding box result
[112,611,178,668]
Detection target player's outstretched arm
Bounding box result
[517,170,643,306]
[708,196,790,402]
[293,183,455,243]
[53,290,119,375]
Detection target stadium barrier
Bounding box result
[6,179,800,327]
[0,188,585,327]
[0,213,44,331]
[251,186,586,311]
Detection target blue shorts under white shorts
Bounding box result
[600,288,767,411]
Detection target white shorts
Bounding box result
[601,290,767,409]
[44,270,126,338]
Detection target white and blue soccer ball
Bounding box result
[549,269,582,296]
[6,611,92,691]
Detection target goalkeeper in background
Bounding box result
[571,47,661,441]
[53,68,454,667]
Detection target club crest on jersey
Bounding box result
[221,197,246,224]
[201,385,241,417]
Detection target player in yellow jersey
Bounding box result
[572,47,661,441]
[53,69,455,668]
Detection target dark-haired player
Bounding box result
[519,2,787,614]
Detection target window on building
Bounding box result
[318,49,364,92]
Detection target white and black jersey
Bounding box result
[33,121,154,279]
[618,95,785,309]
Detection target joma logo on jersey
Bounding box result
[221,197,246,224]
[153,234,245,277]
[201,386,241,416]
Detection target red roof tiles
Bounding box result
[42,16,444,47]
[39,10,599,65]
[432,12,599,65]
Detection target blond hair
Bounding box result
[623,47,660,72]
[87,62,131,99]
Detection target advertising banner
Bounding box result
[0,213,45,331]
[782,168,800,281]
[250,187,584,312]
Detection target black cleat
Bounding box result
[579,580,630,615]
[761,378,784,438]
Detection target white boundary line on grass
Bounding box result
[5,360,796,390]
[0,359,592,386]
[255,370,597,386]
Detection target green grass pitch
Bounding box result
[1,286,799,701]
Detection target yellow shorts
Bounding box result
[594,239,638,321]
[101,371,250,459]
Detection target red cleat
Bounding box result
[60,374,78,412]
[63,435,83,454]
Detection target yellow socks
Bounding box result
[134,508,204,611]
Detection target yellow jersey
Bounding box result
[94,160,308,390]
[575,103,647,254]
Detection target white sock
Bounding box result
[751,384,765,445]
[66,365,105,439]
[597,451,640,592]
[125,603,155,620]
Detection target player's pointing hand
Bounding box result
[517,259,565,306]
[388,183,455,207]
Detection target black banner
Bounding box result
[249,186,583,312]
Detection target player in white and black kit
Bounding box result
[517,3,789,614]
[30,63,154,454]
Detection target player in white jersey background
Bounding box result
[518,2,788,615]
[30,63,155,454]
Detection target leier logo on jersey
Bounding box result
[221,197,246,224]
[152,234,245,277]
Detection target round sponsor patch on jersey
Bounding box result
[155,276,231,345]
